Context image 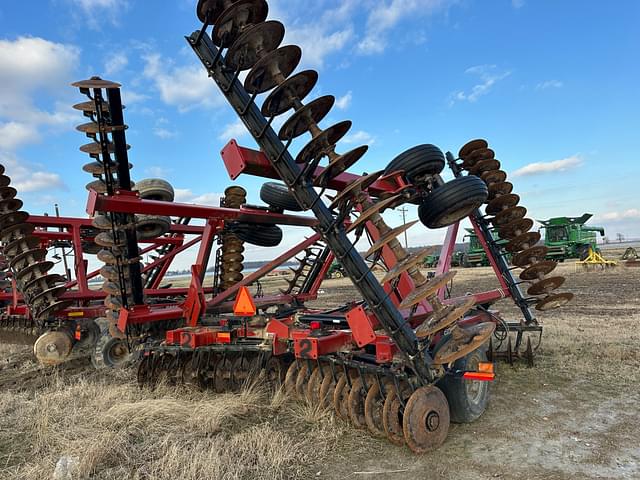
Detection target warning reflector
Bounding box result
[233,286,256,316]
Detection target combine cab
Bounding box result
[539,214,604,261]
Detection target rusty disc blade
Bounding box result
[488,181,513,198]
[383,385,411,446]
[0,186,17,201]
[95,232,125,248]
[72,78,121,89]
[486,193,520,216]
[527,276,565,296]
[72,100,110,113]
[14,261,54,285]
[31,285,67,307]
[36,300,74,320]
[506,231,542,253]
[346,194,405,233]
[498,217,534,239]
[24,274,65,296]
[0,211,29,229]
[97,249,118,265]
[262,70,318,117]
[278,95,335,141]
[398,271,457,310]
[197,0,241,24]
[226,20,285,71]
[481,169,508,185]
[4,235,40,258]
[459,139,488,159]
[381,246,434,284]
[0,176,11,188]
[492,206,527,227]
[212,0,269,46]
[469,159,501,176]
[402,386,450,454]
[0,198,23,214]
[245,45,302,94]
[416,297,476,338]
[329,170,383,208]
[80,142,131,155]
[535,292,574,311]
[520,260,558,281]
[295,121,352,164]
[364,381,389,437]
[76,122,125,134]
[347,377,370,429]
[433,322,496,365]
[314,146,368,186]
[512,246,549,268]
[1,223,35,243]
[365,221,419,257]
[100,265,121,282]
[33,331,73,366]
[463,148,496,169]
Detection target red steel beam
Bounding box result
[87,190,318,228]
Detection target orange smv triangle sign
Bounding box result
[233,286,256,317]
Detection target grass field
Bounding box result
[1,260,638,479]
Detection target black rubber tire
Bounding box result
[436,344,490,423]
[230,223,283,247]
[260,182,303,212]
[578,245,590,261]
[418,176,488,229]
[135,178,175,202]
[384,144,446,182]
[135,215,171,239]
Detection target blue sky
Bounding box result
[0,0,638,266]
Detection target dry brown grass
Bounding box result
[0,367,341,480]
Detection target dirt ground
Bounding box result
[1,259,638,479]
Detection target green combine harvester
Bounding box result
[462,228,510,267]
[539,213,605,261]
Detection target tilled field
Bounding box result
[0,263,638,479]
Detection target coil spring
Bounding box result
[220,186,246,291]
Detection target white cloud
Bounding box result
[599,209,640,221]
[0,37,79,91]
[450,64,511,104]
[104,52,128,76]
[0,37,79,153]
[143,54,222,112]
[285,25,354,68]
[0,153,66,193]
[335,91,353,110]
[511,155,584,177]
[536,79,564,90]
[512,0,525,8]
[174,188,222,205]
[153,128,177,139]
[0,122,39,150]
[69,0,129,29]
[218,119,249,141]
[145,166,173,178]
[122,90,149,105]
[343,130,376,145]
[357,0,451,55]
